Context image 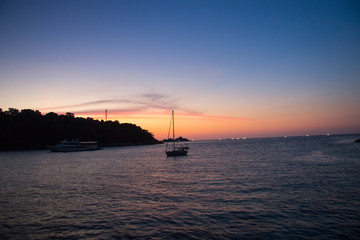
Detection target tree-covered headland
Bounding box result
[0,108,159,151]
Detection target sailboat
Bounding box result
[165,110,189,157]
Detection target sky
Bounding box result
[1,0,360,140]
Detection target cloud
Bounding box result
[142,93,166,101]
[41,100,116,111]
[39,92,247,122]
[39,93,177,112]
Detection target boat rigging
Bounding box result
[165,110,189,157]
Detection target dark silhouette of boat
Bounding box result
[48,139,100,152]
[165,110,189,157]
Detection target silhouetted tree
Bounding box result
[5,108,19,116]
[65,112,75,118]
[0,107,158,150]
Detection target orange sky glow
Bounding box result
[73,109,360,141]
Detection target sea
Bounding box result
[1,134,360,240]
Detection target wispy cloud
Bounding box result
[39,93,176,113]
[39,92,246,122]
[40,100,117,111]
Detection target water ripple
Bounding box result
[1,134,360,239]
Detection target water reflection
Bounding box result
[1,135,360,239]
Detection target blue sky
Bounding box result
[1,0,359,139]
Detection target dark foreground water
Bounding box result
[1,134,360,239]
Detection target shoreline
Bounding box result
[0,141,161,152]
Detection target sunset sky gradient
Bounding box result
[1,0,359,140]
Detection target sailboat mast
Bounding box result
[172,110,175,150]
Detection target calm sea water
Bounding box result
[1,134,360,239]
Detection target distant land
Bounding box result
[0,108,159,151]
[162,136,190,142]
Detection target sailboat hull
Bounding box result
[166,148,188,156]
